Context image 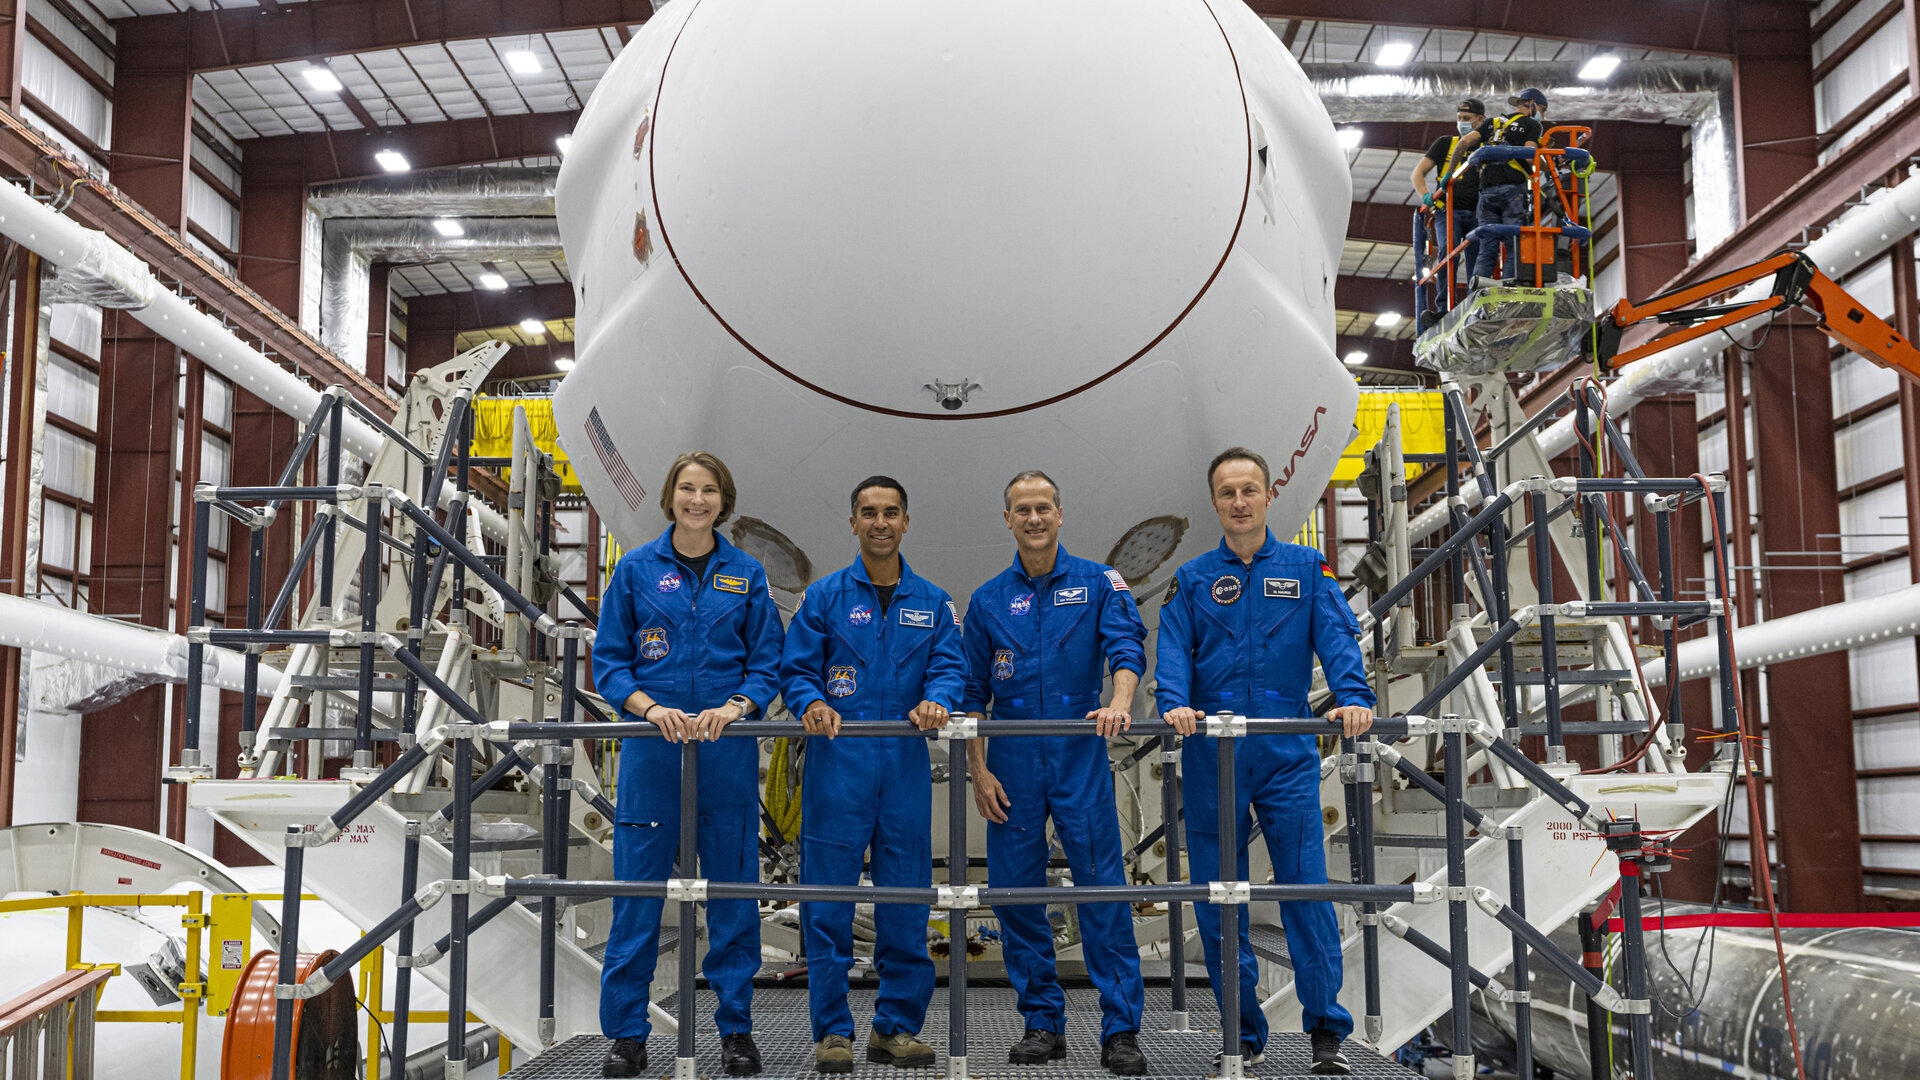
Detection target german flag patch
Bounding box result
[1321,561,1337,579]
[713,574,749,594]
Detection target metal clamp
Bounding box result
[1356,912,1382,927]
[1617,997,1653,1015]
[1205,712,1248,738]
[536,744,574,766]
[667,878,708,902]
[1447,886,1471,902]
[937,885,981,909]
[1410,882,1444,904]
[446,879,474,895]
[1438,713,1471,734]
[937,714,978,741]
[476,876,508,897]
[1489,987,1531,1005]
[1207,881,1251,905]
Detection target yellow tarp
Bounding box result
[471,397,582,492]
[1331,390,1446,486]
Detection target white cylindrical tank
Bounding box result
[554,0,1356,599]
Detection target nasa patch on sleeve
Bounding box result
[1264,578,1301,599]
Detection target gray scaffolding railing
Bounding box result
[176,381,1743,1080]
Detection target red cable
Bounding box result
[1695,470,1808,1080]
[1607,910,1920,932]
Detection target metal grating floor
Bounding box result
[503,987,1419,1078]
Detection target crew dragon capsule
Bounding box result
[553,0,1358,604]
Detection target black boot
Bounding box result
[1008,1028,1067,1065]
[1101,1031,1148,1076]
[722,1033,763,1076]
[603,1037,646,1078]
[1308,1029,1351,1075]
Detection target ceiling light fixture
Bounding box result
[478,272,508,290]
[555,357,575,372]
[504,51,542,76]
[374,149,411,173]
[1579,53,1621,80]
[1343,350,1369,367]
[301,65,343,93]
[1376,41,1415,67]
[432,218,465,238]
[520,318,547,335]
[555,135,573,155]
[1337,127,1364,150]
[1375,311,1404,328]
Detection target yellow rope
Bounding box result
[764,738,802,842]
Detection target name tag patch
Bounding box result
[1264,578,1301,599]
[1053,586,1088,606]
[713,574,748,594]
[899,608,935,628]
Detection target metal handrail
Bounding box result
[0,967,114,1080]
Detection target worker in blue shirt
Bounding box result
[1156,447,1376,1077]
[592,451,785,1078]
[961,470,1151,1076]
[778,475,968,1074]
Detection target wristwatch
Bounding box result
[726,694,755,715]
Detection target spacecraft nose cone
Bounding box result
[649,0,1251,417]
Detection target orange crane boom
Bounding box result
[1596,249,1920,383]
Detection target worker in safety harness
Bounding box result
[779,475,968,1074]
[593,451,786,1078]
[1411,97,1492,327]
[1156,447,1375,1076]
[1471,87,1547,285]
[960,470,1150,1076]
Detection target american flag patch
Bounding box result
[947,601,962,626]
[584,407,646,510]
[1104,569,1130,593]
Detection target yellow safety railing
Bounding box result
[0,892,207,1080]
[0,891,503,1080]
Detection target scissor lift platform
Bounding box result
[501,987,1421,1079]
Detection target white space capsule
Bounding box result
[554,0,1357,605]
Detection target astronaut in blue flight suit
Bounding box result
[592,452,785,1078]
[960,470,1151,1076]
[1156,447,1375,1077]
[778,475,968,1074]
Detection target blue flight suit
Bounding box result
[1154,532,1375,1047]
[779,556,968,1042]
[960,547,1147,1042]
[592,526,785,1044]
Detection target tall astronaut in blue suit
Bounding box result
[592,451,785,1078]
[778,476,968,1074]
[961,470,1150,1076]
[1156,447,1376,1077]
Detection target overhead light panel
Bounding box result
[301,65,343,93]
[504,51,542,75]
[555,135,573,156]
[1337,127,1364,150]
[478,272,508,290]
[432,218,464,238]
[374,149,410,173]
[1375,41,1415,67]
[1578,53,1621,81]
[555,357,575,372]
[520,318,547,335]
[1343,350,1369,367]
[1375,311,1404,328]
